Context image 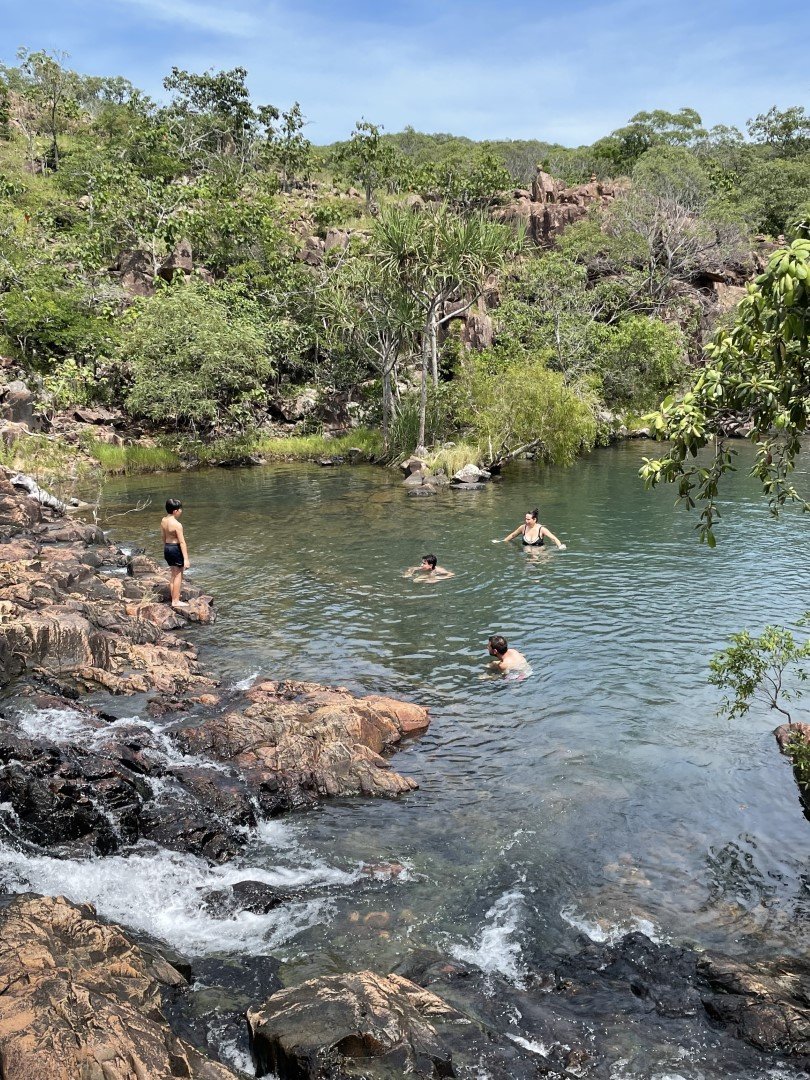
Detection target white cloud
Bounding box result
[112,0,259,38]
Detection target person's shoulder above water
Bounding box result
[404,553,454,579]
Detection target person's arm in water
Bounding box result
[432,566,455,579]
[540,526,566,550]
[501,524,524,543]
[403,566,420,577]
[176,521,190,568]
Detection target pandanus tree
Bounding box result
[319,256,421,449]
[373,204,521,453]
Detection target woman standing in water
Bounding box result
[496,508,566,550]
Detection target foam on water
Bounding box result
[560,905,664,945]
[449,889,528,988]
[506,1033,548,1056]
[0,840,351,956]
[11,707,98,743]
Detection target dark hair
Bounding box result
[165,499,183,514]
[421,554,437,569]
[488,634,508,655]
[527,508,539,521]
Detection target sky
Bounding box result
[2,0,809,145]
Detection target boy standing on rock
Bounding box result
[161,499,190,607]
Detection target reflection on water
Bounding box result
[71,443,810,981]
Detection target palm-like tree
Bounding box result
[373,204,521,453]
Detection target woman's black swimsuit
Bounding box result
[164,543,184,567]
[522,526,544,547]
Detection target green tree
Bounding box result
[265,102,312,192]
[455,346,598,468]
[336,120,397,207]
[640,234,810,544]
[710,622,810,726]
[122,282,287,434]
[1,48,83,170]
[747,106,810,158]
[410,150,510,211]
[373,204,520,451]
[320,256,421,446]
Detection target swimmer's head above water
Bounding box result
[524,508,539,526]
[421,554,438,570]
[165,498,183,516]
[488,634,508,656]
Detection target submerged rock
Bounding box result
[0,894,239,1079]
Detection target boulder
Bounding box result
[158,237,194,281]
[247,970,545,1080]
[200,880,298,917]
[171,680,430,812]
[0,894,238,1080]
[451,464,491,484]
[111,248,155,298]
[0,380,35,425]
[400,456,427,476]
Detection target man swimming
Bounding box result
[404,554,454,579]
[161,498,190,607]
[487,634,529,673]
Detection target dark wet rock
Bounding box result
[407,486,437,497]
[172,680,430,810]
[200,880,299,917]
[0,894,239,1080]
[166,954,283,1077]
[698,952,810,1055]
[449,481,488,491]
[247,970,550,1080]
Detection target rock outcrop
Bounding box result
[493,167,624,247]
[173,679,430,810]
[0,465,214,694]
[0,894,239,1080]
[247,970,546,1079]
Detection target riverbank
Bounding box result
[3,458,810,1079]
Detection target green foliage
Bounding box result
[41,356,102,408]
[641,238,810,543]
[587,316,685,409]
[747,106,810,158]
[409,151,510,210]
[335,120,398,206]
[121,281,288,434]
[311,197,363,236]
[454,347,597,466]
[265,102,312,191]
[87,441,181,474]
[632,145,710,207]
[710,622,810,726]
[785,732,810,790]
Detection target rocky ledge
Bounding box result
[0,465,214,695]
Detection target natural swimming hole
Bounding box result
[5,441,810,1077]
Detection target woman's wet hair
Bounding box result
[488,634,508,655]
[165,498,183,514]
[526,508,539,521]
[421,554,438,569]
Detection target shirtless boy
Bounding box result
[405,554,454,579]
[161,498,190,607]
[487,634,528,672]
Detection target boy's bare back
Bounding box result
[161,515,184,544]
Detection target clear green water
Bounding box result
[86,441,810,984]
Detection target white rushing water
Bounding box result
[0,828,354,956]
[449,889,529,988]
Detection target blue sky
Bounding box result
[3,0,808,145]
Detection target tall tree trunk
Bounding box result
[382,364,392,449]
[430,315,439,389]
[415,338,429,455]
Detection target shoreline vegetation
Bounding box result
[1,52,807,498]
